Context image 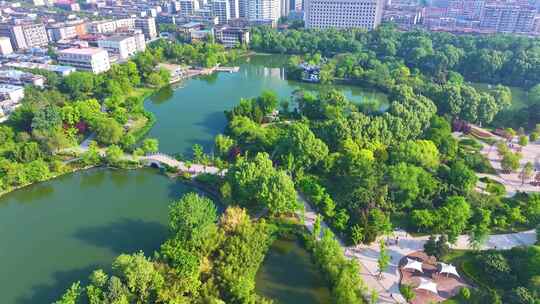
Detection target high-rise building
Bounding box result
[179,0,200,15]
[290,0,302,11]
[305,0,384,29]
[280,0,290,17]
[239,0,249,17]
[248,0,281,24]
[212,0,231,23]
[135,18,157,40]
[480,4,536,33]
[229,0,240,18]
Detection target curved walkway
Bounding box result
[300,194,537,303]
[141,153,223,175]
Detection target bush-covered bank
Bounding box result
[253,25,540,130]
[443,246,540,304]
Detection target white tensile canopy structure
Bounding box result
[439,262,460,278]
[416,278,438,294]
[403,258,423,273]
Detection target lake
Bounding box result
[0,54,383,303]
[256,238,332,304]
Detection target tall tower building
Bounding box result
[280,0,290,17]
[229,0,240,18]
[239,0,248,17]
[247,0,281,24]
[305,0,384,29]
[212,0,231,23]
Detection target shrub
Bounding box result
[460,287,471,300]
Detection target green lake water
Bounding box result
[256,238,332,304]
[0,54,383,303]
[145,54,388,154]
[0,168,194,304]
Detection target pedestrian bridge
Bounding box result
[141,153,223,175]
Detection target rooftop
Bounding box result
[59,47,107,55]
[0,84,23,93]
[99,35,132,42]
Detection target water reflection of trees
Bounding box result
[150,86,174,104]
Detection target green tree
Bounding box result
[95,118,123,145]
[519,135,529,147]
[501,152,522,173]
[24,159,51,183]
[61,71,96,100]
[400,284,416,303]
[82,141,102,166]
[141,138,159,154]
[54,282,82,304]
[105,145,123,165]
[112,252,164,302]
[214,134,235,158]
[377,240,390,278]
[274,122,329,174]
[436,196,471,243]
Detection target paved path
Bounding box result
[300,194,537,303]
[475,135,540,196]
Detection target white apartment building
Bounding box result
[22,23,49,47]
[115,18,136,30]
[0,37,13,55]
[57,47,111,74]
[88,20,118,34]
[135,18,157,40]
[97,34,145,60]
[212,0,231,24]
[305,0,384,29]
[229,0,240,19]
[248,0,281,24]
[0,23,49,50]
[179,0,200,16]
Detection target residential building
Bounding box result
[0,23,49,50]
[54,0,81,11]
[135,18,157,40]
[290,0,302,10]
[305,0,384,29]
[239,0,247,17]
[215,26,250,47]
[247,0,281,24]
[212,0,231,24]
[0,70,45,87]
[57,47,111,74]
[281,0,290,17]
[229,0,240,18]
[0,84,25,121]
[88,20,118,34]
[115,18,136,30]
[97,34,145,60]
[47,23,78,42]
[0,37,13,55]
[480,3,536,33]
[0,24,26,50]
[22,23,49,48]
[179,0,200,15]
[0,84,24,103]
[5,62,76,76]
